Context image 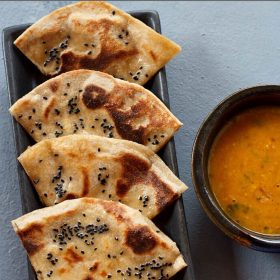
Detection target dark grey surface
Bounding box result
[1,1,280,280]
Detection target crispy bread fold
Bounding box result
[12,198,187,280]
[10,70,182,152]
[18,134,188,218]
[14,1,181,84]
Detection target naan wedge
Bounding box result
[18,134,188,219]
[12,198,187,280]
[14,1,181,85]
[9,70,182,152]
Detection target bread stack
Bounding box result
[10,2,188,279]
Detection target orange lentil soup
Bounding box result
[208,106,280,234]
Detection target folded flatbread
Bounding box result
[12,198,187,280]
[9,70,182,152]
[18,134,187,219]
[14,1,181,85]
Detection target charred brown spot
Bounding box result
[149,50,157,62]
[82,83,146,143]
[87,153,95,160]
[110,109,145,144]
[64,248,83,265]
[80,49,139,71]
[151,171,179,211]
[116,154,150,197]
[100,200,131,223]
[82,85,107,109]
[116,179,130,197]
[18,223,44,256]
[44,97,55,119]
[60,52,79,72]
[67,152,78,158]
[126,225,157,254]
[117,154,177,211]
[100,271,107,277]
[81,167,89,196]
[49,81,59,92]
[60,47,138,73]
[84,277,93,280]
[65,193,78,200]
[58,268,66,275]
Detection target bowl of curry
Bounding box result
[192,85,280,252]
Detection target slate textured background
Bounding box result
[1,1,280,279]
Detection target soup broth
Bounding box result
[208,106,280,234]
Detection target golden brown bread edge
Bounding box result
[18,134,188,219]
[12,198,187,279]
[14,1,181,85]
[9,69,182,153]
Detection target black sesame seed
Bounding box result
[133,76,139,81]
[33,179,40,184]
[42,132,47,136]
[18,114,23,119]
[32,108,36,113]
[63,93,68,96]
[43,96,48,100]
[88,51,92,55]
[28,116,32,120]
[42,41,46,44]
[44,193,48,197]
[98,148,101,152]
[84,43,89,47]
[112,10,116,15]
[145,74,149,78]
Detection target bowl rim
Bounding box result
[191,84,280,252]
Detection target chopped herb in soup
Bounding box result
[208,106,280,234]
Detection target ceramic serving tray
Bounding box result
[3,10,195,280]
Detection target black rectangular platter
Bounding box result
[3,10,195,280]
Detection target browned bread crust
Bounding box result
[18,134,188,218]
[12,198,187,279]
[10,70,182,152]
[14,1,181,84]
